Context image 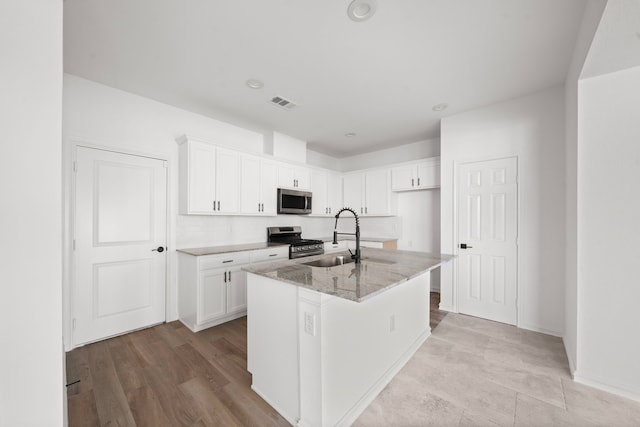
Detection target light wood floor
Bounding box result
[66,293,447,426]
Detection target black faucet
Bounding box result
[333,207,361,264]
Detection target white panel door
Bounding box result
[327,172,343,215]
[215,147,239,213]
[365,169,390,215]
[188,141,216,213]
[240,154,261,214]
[74,147,167,346]
[260,160,278,215]
[343,173,364,214]
[457,157,517,325]
[311,170,328,215]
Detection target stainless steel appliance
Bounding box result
[267,226,324,259]
[277,188,312,215]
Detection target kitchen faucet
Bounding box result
[333,207,361,264]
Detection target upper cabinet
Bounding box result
[343,169,395,216]
[310,169,343,216]
[278,163,310,190]
[239,154,278,216]
[391,158,440,191]
[178,136,240,215]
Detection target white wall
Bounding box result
[563,0,607,376]
[0,1,64,425]
[63,74,266,345]
[575,65,640,399]
[440,86,566,336]
[336,139,440,172]
[272,131,307,163]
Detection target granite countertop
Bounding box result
[314,236,398,243]
[243,248,453,303]
[177,242,287,256]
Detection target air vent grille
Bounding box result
[270,96,297,110]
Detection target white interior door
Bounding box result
[74,147,167,346]
[457,157,517,325]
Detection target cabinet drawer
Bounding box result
[199,252,251,270]
[251,246,289,263]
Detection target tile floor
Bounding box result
[355,313,640,426]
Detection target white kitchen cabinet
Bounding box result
[240,154,278,215]
[278,163,310,190]
[177,136,240,215]
[178,246,289,332]
[391,158,440,191]
[178,251,251,332]
[311,170,343,216]
[343,169,394,216]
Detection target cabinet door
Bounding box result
[277,163,296,188]
[310,170,328,215]
[365,169,391,215]
[199,269,226,323]
[188,141,216,213]
[240,154,261,214]
[417,162,440,188]
[327,172,343,215]
[391,165,416,191]
[343,173,364,214]
[295,166,310,190]
[215,147,240,213]
[226,267,247,314]
[260,160,278,215]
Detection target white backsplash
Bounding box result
[176,214,401,249]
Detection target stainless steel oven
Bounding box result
[267,226,324,259]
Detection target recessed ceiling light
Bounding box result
[347,0,377,22]
[246,79,264,89]
[345,133,356,137]
[432,103,448,112]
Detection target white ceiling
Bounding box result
[63,0,586,158]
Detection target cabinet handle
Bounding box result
[325,207,328,214]
[261,203,264,212]
[361,207,363,214]
[269,253,277,257]
[329,207,331,214]
[222,259,233,263]
[417,177,420,186]
[412,178,414,187]
[224,271,227,283]
[213,201,216,211]
[228,271,231,281]
[217,201,221,211]
[365,207,368,214]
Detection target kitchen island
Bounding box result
[244,248,452,426]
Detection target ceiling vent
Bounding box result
[269,96,297,110]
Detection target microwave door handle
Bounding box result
[305,196,309,211]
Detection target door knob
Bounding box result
[152,246,165,252]
[459,243,473,249]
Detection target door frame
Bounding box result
[64,139,171,350]
[451,155,521,326]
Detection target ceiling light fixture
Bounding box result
[246,79,264,89]
[432,103,448,112]
[345,133,356,137]
[347,0,377,22]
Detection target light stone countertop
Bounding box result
[176,242,287,256]
[243,248,454,303]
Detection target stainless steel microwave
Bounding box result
[277,188,312,214]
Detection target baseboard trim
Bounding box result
[251,385,299,426]
[573,372,640,403]
[438,304,456,313]
[562,338,576,378]
[333,328,432,426]
[517,322,563,338]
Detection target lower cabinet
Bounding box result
[178,246,288,332]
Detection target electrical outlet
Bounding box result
[304,312,316,336]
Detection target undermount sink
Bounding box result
[303,255,355,268]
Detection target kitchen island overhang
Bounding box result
[244,248,453,426]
